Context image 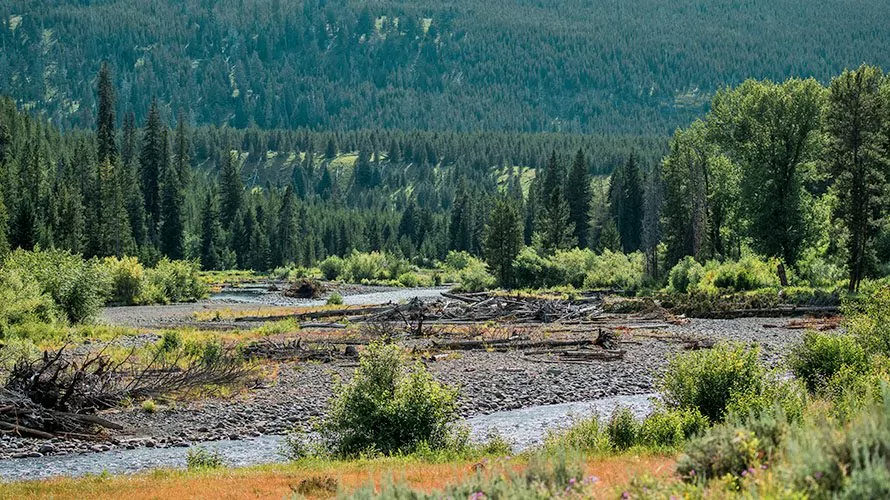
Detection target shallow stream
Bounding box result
[0,394,655,481]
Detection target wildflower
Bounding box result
[469,491,487,500]
[760,464,768,470]
[814,471,823,480]
[622,492,630,499]
[569,478,577,486]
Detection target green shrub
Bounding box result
[677,408,788,482]
[455,258,496,292]
[345,251,388,282]
[186,447,224,470]
[638,407,709,448]
[444,251,474,271]
[397,272,421,288]
[725,376,808,424]
[318,255,347,280]
[511,247,550,289]
[315,342,460,457]
[326,292,344,305]
[102,256,145,305]
[549,248,595,288]
[783,393,890,496]
[582,250,645,291]
[544,414,611,454]
[351,452,591,499]
[0,268,61,334]
[789,331,869,393]
[606,407,639,451]
[660,343,765,422]
[144,258,208,303]
[3,249,110,324]
[668,256,705,293]
[845,285,890,356]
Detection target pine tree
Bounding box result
[449,178,478,253]
[139,99,165,239]
[159,152,185,260]
[199,190,225,270]
[219,150,243,230]
[826,65,888,291]
[565,149,592,248]
[273,185,298,266]
[484,196,522,287]
[536,152,575,252]
[98,158,135,257]
[610,154,644,253]
[96,63,117,165]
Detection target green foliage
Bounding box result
[352,452,592,499]
[0,268,60,334]
[326,292,344,306]
[314,342,460,457]
[143,258,208,304]
[676,409,789,482]
[102,256,145,305]
[318,255,346,281]
[668,256,705,293]
[3,249,110,324]
[638,407,709,449]
[544,414,611,454]
[185,447,224,470]
[659,343,766,422]
[789,332,869,393]
[345,251,388,282]
[582,250,645,291]
[606,407,640,451]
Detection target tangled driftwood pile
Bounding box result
[238,292,610,327]
[0,345,252,439]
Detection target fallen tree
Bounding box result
[0,342,254,439]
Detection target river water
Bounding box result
[211,284,451,307]
[0,394,655,481]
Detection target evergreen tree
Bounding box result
[98,158,135,257]
[219,150,243,230]
[139,99,165,239]
[484,196,522,287]
[826,65,888,291]
[199,190,226,270]
[565,149,592,248]
[159,151,185,259]
[96,63,117,165]
[610,154,644,253]
[273,185,298,266]
[536,152,575,252]
[449,178,478,253]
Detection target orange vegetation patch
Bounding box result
[0,455,676,500]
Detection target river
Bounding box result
[0,394,655,481]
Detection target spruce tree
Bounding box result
[536,152,575,252]
[159,152,185,260]
[610,154,644,253]
[273,185,298,266]
[96,63,117,165]
[565,149,592,248]
[199,190,225,270]
[219,150,243,230]
[139,99,164,238]
[484,196,522,287]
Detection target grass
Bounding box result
[0,453,676,500]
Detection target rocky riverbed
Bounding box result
[0,285,814,476]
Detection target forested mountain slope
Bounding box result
[1,0,888,134]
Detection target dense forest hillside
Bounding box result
[2,0,888,134]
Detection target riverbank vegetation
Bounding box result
[2,65,890,307]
